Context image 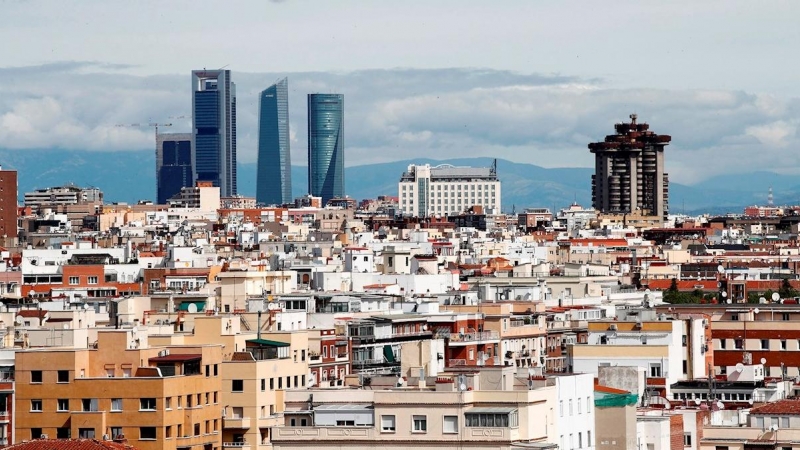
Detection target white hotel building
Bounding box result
[398,163,501,217]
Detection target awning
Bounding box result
[178,301,206,312]
[383,345,395,363]
[314,404,373,411]
[467,407,518,414]
[246,339,290,348]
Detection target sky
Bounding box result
[1,0,799,184]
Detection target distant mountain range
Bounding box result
[0,149,792,215]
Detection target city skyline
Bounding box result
[1,2,800,185]
[307,94,345,204]
[256,78,292,206]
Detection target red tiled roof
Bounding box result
[5,439,138,450]
[18,310,47,319]
[594,384,630,395]
[750,399,800,415]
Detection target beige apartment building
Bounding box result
[14,329,223,450]
[151,315,310,450]
[271,369,558,450]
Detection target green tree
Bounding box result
[779,278,798,300]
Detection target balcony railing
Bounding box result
[448,359,467,366]
[223,442,250,448]
[448,331,499,344]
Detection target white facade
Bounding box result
[398,164,501,217]
[555,373,597,450]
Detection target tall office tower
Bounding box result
[191,69,237,196]
[589,114,671,219]
[0,166,17,244]
[307,94,344,204]
[156,133,193,204]
[256,78,292,205]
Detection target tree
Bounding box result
[668,278,679,293]
[779,278,798,300]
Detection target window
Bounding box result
[57,370,69,383]
[783,313,790,321]
[140,398,156,411]
[111,398,122,411]
[381,415,396,432]
[735,339,744,350]
[559,400,563,417]
[761,339,769,350]
[413,415,427,432]
[32,428,42,440]
[465,412,518,428]
[782,340,787,350]
[31,370,42,383]
[31,399,42,412]
[577,398,582,414]
[650,363,662,378]
[214,364,218,376]
[578,431,582,448]
[110,427,123,439]
[261,379,266,391]
[730,314,739,321]
[782,417,790,428]
[69,276,79,285]
[719,339,726,349]
[140,427,156,440]
[588,430,592,447]
[57,399,69,412]
[683,360,688,374]
[79,428,95,439]
[165,426,172,439]
[87,276,98,284]
[177,424,182,438]
[443,415,458,433]
[684,433,692,446]
[165,397,172,409]
[278,378,283,389]
[82,398,98,412]
[194,424,200,436]
[270,378,275,390]
[57,427,71,439]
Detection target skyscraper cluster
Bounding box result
[155,70,345,207]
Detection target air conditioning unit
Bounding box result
[40,434,48,439]
[609,324,618,331]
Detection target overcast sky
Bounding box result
[1,0,799,183]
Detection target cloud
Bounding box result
[1,63,800,184]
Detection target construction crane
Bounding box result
[115,122,173,167]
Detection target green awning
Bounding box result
[383,345,395,363]
[178,301,206,312]
[247,339,290,348]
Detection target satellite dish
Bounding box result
[771,424,779,432]
[721,291,727,298]
[754,308,760,315]
[716,401,724,410]
[415,297,422,305]
[761,358,767,365]
[749,399,754,405]
[267,302,278,311]
[14,316,23,326]
[83,303,90,310]
[726,299,732,304]
[307,377,316,387]
[717,265,725,273]
[772,292,780,302]
[644,289,651,295]
[187,303,198,313]
[735,363,744,373]
[693,399,700,405]
[759,297,767,304]
[459,383,467,391]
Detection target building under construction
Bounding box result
[589,114,671,220]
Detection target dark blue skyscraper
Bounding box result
[156,133,193,204]
[191,69,237,196]
[307,94,344,204]
[256,78,292,205]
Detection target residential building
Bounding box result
[167,182,221,212]
[0,166,17,245]
[307,94,344,204]
[589,113,671,219]
[14,330,223,450]
[272,367,559,450]
[156,133,193,205]
[23,185,103,210]
[192,69,237,196]
[256,78,292,206]
[398,162,501,217]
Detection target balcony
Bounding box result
[223,442,250,449]
[448,331,500,346]
[448,359,467,367]
[272,427,375,442]
[224,417,251,429]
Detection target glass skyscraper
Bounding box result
[191,69,237,196]
[307,93,344,204]
[156,133,193,204]
[256,78,292,205]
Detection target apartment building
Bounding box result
[398,163,501,217]
[429,312,500,368]
[272,368,559,450]
[14,330,223,450]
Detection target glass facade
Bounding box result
[307,94,344,204]
[191,69,237,196]
[156,134,193,204]
[256,78,292,205]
